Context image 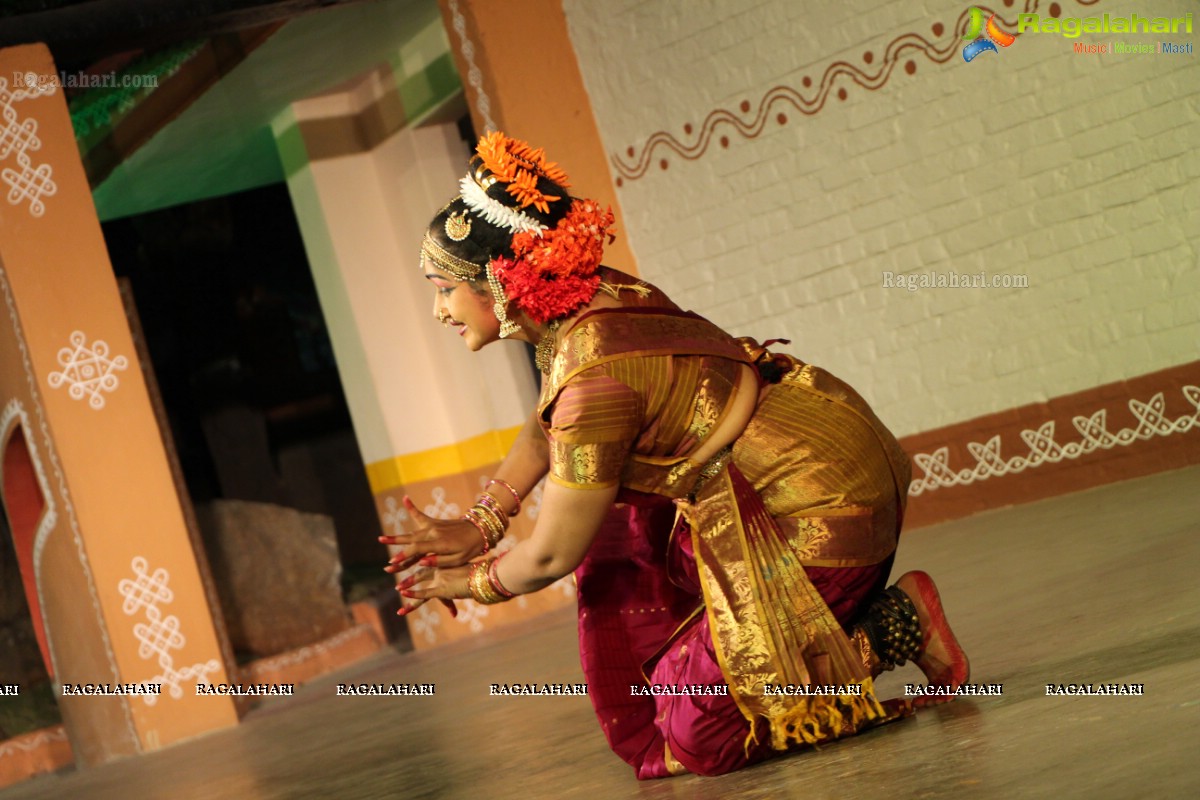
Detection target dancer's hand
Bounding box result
[393,562,470,616]
[379,496,488,572]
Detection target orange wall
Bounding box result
[0,44,237,765]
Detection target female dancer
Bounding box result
[381,133,968,778]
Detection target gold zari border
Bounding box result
[681,468,892,750]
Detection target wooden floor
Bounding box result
[3,465,1198,800]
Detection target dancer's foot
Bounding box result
[895,571,969,708]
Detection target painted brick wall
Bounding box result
[563,0,1199,437]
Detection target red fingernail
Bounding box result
[418,556,436,567]
[397,608,409,617]
[399,590,415,598]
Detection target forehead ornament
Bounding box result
[445,210,472,241]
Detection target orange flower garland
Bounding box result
[476,132,571,214]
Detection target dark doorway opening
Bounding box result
[102,183,390,661]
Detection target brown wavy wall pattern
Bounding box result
[611,0,1103,184]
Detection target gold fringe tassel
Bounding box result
[764,678,888,750]
[597,281,651,300]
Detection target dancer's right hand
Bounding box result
[378,496,489,573]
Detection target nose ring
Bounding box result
[437,310,449,325]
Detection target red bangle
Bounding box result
[485,479,521,516]
[487,555,516,598]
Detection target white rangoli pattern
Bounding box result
[0,726,67,760]
[382,495,409,536]
[1,269,135,742]
[410,602,442,645]
[47,330,128,409]
[447,0,496,132]
[909,386,1200,495]
[454,599,489,633]
[424,486,460,520]
[117,557,220,705]
[0,75,57,217]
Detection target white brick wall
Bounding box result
[563,0,1200,436]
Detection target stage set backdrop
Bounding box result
[1,0,1196,773]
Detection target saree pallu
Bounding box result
[556,310,912,777]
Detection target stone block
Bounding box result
[196,500,349,658]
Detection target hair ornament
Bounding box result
[444,209,472,241]
[421,231,482,281]
[489,199,616,325]
[475,132,571,213]
[459,174,546,234]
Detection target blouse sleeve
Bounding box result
[547,367,643,489]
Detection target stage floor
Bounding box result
[3,465,1198,800]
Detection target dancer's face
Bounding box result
[425,266,501,351]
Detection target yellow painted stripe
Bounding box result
[365,425,525,493]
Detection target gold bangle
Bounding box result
[466,504,505,548]
[475,504,506,538]
[475,493,510,525]
[468,562,506,604]
[464,508,501,549]
[461,512,491,555]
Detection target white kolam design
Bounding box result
[117,556,220,705]
[551,575,577,600]
[909,386,1200,496]
[245,625,372,675]
[0,75,57,217]
[0,726,67,760]
[46,330,128,410]
[0,269,136,745]
[454,598,489,633]
[424,486,460,520]
[447,0,496,132]
[382,495,409,536]
[410,602,441,645]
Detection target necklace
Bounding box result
[534,321,560,374]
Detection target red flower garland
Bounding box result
[491,200,615,324]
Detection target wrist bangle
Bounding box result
[464,507,503,550]
[461,511,491,555]
[486,479,522,516]
[468,561,507,604]
[475,493,509,529]
[487,555,516,599]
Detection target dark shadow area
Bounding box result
[102,183,393,662]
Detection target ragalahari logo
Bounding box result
[962,7,1017,62]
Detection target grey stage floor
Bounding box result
[3,465,1199,800]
